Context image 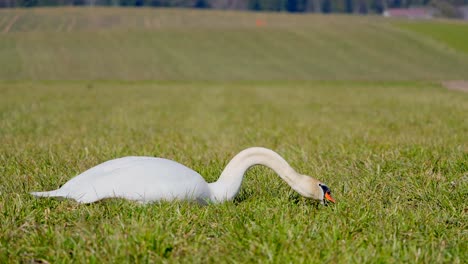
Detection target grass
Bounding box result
[0,81,467,263]
[1,8,468,80]
[0,7,468,263]
[397,21,468,55]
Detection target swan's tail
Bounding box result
[30,189,62,198]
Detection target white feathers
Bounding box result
[31,147,327,204]
[31,157,211,203]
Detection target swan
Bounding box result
[30,147,335,204]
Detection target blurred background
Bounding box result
[1,0,468,20]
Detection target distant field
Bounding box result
[0,8,468,80]
[397,21,468,55]
[0,81,467,262]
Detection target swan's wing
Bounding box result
[41,157,210,203]
[63,156,150,185]
[31,157,145,199]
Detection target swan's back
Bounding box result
[32,157,211,204]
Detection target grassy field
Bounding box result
[0,7,468,263]
[397,21,468,55]
[1,81,467,263]
[1,8,468,80]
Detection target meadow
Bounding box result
[0,8,467,263]
[1,8,468,81]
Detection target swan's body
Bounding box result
[31,147,335,204]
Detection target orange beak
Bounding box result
[324,192,335,203]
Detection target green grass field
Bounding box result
[397,21,468,55]
[0,7,467,263]
[1,8,468,80]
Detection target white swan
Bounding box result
[31,147,335,204]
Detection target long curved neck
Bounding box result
[208,147,307,202]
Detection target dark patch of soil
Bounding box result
[442,81,468,92]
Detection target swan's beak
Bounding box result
[324,192,335,203]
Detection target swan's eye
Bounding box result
[319,184,329,193]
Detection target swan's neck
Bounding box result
[208,147,308,202]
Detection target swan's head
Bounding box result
[318,183,335,204]
[296,175,335,204]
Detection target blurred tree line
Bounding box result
[1,0,467,16]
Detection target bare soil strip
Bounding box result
[2,14,20,34]
[144,17,151,28]
[442,81,468,93]
[67,16,76,32]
